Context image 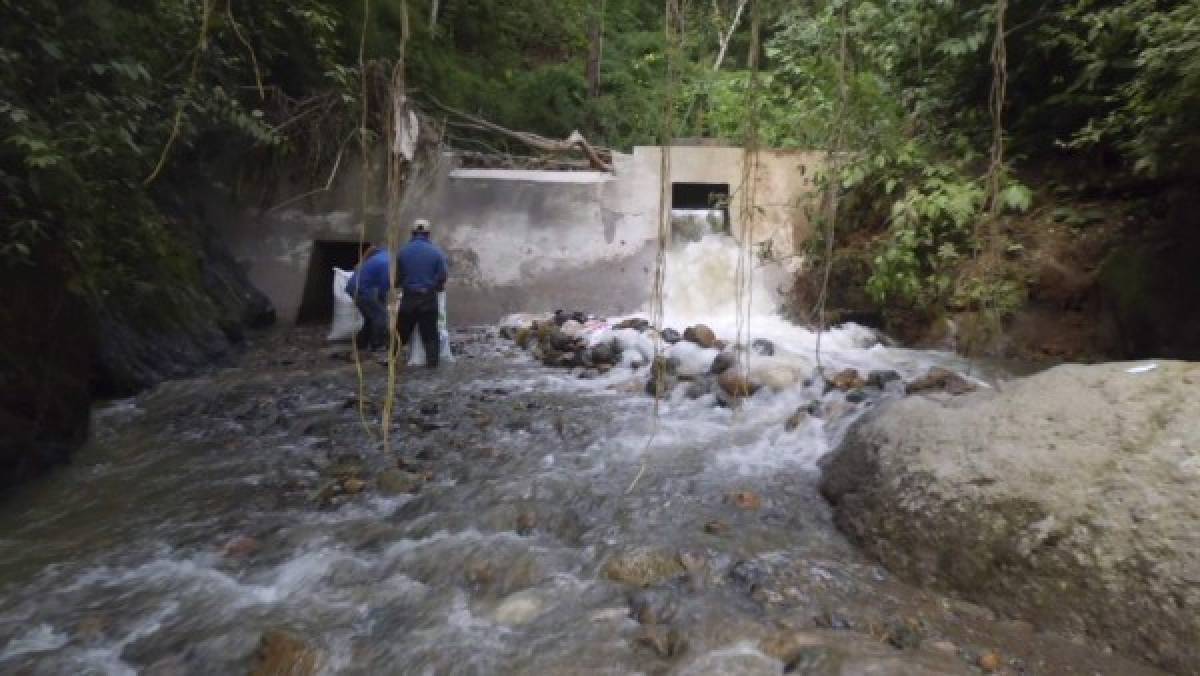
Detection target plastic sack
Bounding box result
[327,267,363,342]
[407,292,455,366]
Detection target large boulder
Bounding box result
[820,362,1200,673]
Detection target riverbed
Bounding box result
[0,325,1163,675]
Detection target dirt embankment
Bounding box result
[794,184,1200,363]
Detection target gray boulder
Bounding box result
[820,361,1200,673]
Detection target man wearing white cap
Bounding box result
[395,219,449,368]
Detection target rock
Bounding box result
[491,590,545,626]
[341,477,366,494]
[905,366,976,395]
[683,324,717,348]
[76,615,108,644]
[589,342,618,366]
[928,640,958,655]
[629,589,678,625]
[560,319,585,338]
[376,469,423,495]
[750,338,776,356]
[828,368,866,391]
[636,625,687,658]
[820,361,1200,673]
[785,410,808,431]
[603,548,686,587]
[684,379,713,399]
[516,510,537,536]
[867,369,902,388]
[726,490,762,510]
[703,520,729,535]
[222,535,260,558]
[616,317,651,332]
[251,629,322,676]
[661,328,682,343]
[717,370,760,398]
[465,559,494,586]
[884,619,923,650]
[758,630,967,675]
[845,388,867,404]
[978,651,1002,672]
[709,352,736,375]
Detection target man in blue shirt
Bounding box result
[344,244,391,351]
[396,219,449,368]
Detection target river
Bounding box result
[0,237,1162,675]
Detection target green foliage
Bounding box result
[0,0,345,314]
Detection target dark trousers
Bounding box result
[353,289,389,350]
[397,289,440,367]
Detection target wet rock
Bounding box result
[516,510,537,536]
[589,342,618,366]
[616,317,651,332]
[821,361,1200,673]
[844,388,867,404]
[341,477,366,495]
[884,619,924,650]
[728,559,768,589]
[636,625,687,658]
[750,338,776,356]
[928,640,958,655]
[222,535,260,559]
[683,324,717,348]
[784,410,808,432]
[905,366,976,395]
[726,490,763,510]
[629,589,678,625]
[661,328,682,343]
[703,520,729,535]
[814,611,854,630]
[828,368,866,391]
[867,369,902,388]
[465,559,494,586]
[376,469,423,495]
[491,590,545,626]
[604,548,686,587]
[251,629,322,676]
[515,327,532,349]
[325,455,365,480]
[717,370,760,398]
[709,352,736,375]
[978,650,1002,672]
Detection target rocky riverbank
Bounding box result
[820,361,1200,674]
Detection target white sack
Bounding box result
[327,267,363,342]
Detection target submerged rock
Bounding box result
[251,629,322,676]
[376,469,423,495]
[603,548,686,587]
[820,361,1200,673]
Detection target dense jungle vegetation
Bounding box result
[3,0,1199,341]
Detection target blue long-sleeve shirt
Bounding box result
[345,248,392,296]
[396,236,448,293]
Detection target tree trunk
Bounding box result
[586,0,606,97]
[713,0,749,71]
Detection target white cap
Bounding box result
[412,218,431,233]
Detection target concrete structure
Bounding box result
[221,145,824,327]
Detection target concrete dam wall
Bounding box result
[221,146,824,327]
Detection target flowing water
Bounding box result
[0,238,1163,675]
